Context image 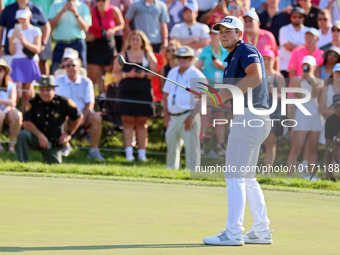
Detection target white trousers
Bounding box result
[225,109,271,234]
[165,112,200,170]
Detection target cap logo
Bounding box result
[222,17,233,23]
[179,48,187,53]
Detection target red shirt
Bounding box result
[89,5,115,39]
[208,10,226,28]
[243,28,279,58]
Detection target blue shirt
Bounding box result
[223,40,269,109]
[0,2,48,55]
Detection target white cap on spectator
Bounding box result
[302,55,317,66]
[332,63,340,72]
[15,9,32,19]
[62,48,79,60]
[305,27,320,38]
[243,8,259,21]
[213,16,244,32]
[184,2,198,12]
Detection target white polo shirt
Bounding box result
[279,24,309,71]
[163,64,207,114]
[55,74,94,112]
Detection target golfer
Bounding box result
[203,16,273,245]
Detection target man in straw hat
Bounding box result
[17,75,82,164]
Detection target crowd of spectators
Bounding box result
[0,0,338,179]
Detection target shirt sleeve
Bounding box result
[200,24,210,38]
[32,5,48,26]
[163,69,174,93]
[316,50,324,66]
[240,45,261,71]
[169,24,180,38]
[124,2,136,20]
[23,99,34,122]
[160,2,170,23]
[319,0,330,9]
[48,1,57,20]
[85,78,95,104]
[80,3,92,27]
[279,26,289,46]
[199,46,208,61]
[7,28,14,38]
[0,6,8,27]
[66,98,82,121]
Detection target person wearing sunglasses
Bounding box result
[226,0,243,20]
[316,9,332,49]
[319,0,340,26]
[295,0,321,29]
[0,58,22,153]
[200,0,229,28]
[163,46,207,170]
[320,21,340,51]
[316,46,340,79]
[55,58,106,161]
[159,40,181,93]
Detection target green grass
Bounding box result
[0,176,339,255]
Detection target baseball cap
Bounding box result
[62,48,79,60]
[305,27,320,37]
[302,55,316,66]
[290,6,305,16]
[173,46,195,58]
[332,94,340,105]
[184,2,198,12]
[332,20,340,30]
[213,16,244,32]
[333,63,340,72]
[261,49,275,59]
[15,9,32,19]
[243,8,259,21]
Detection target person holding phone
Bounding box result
[286,55,324,179]
[7,8,41,113]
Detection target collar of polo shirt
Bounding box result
[65,74,82,85]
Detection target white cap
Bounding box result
[305,27,320,38]
[243,8,259,21]
[15,9,32,19]
[333,63,340,72]
[62,48,79,60]
[212,16,244,32]
[302,55,317,66]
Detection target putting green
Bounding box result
[0,176,339,255]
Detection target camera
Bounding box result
[303,65,310,73]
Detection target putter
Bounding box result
[118,55,201,97]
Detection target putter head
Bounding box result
[117,55,126,67]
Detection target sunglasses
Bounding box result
[228,6,240,11]
[318,18,328,21]
[328,51,339,57]
[291,15,304,19]
[0,67,4,72]
[96,0,106,2]
[166,48,176,53]
[177,56,191,59]
[65,64,76,68]
[188,27,192,36]
[332,28,340,32]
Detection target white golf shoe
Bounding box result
[243,229,273,244]
[203,230,244,246]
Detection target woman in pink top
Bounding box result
[86,0,124,95]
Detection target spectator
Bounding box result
[196,0,217,21]
[170,2,210,57]
[250,0,266,13]
[8,8,42,113]
[17,75,83,164]
[0,0,16,15]
[319,0,340,24]
[316,9,332,49]
[259,0,290,46]
[315,46,340,79]
[288,28,324,78]
[296,0,321,29]
[196,28,229,156]
[49,0,92,73]
[200,0,229,28]
[112,30,158,161]
[86,0,124,95]
[163,46,206,170]
[320,21,340,51]
[226,0,244,20]
[243,8,279,70]
[286,56,324,179]
[159,39,181,90]
[55,58,105,161]
[30,0,53,76]
[124,0,170,53]
[319,63,340,117]
[54,47,88,77]
[0,0,50,69]
[324,93,340,180]
[0,58,22,153]
[279,6,309,79]
[261,49,285,174]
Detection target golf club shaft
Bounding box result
[127,62,201,97]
